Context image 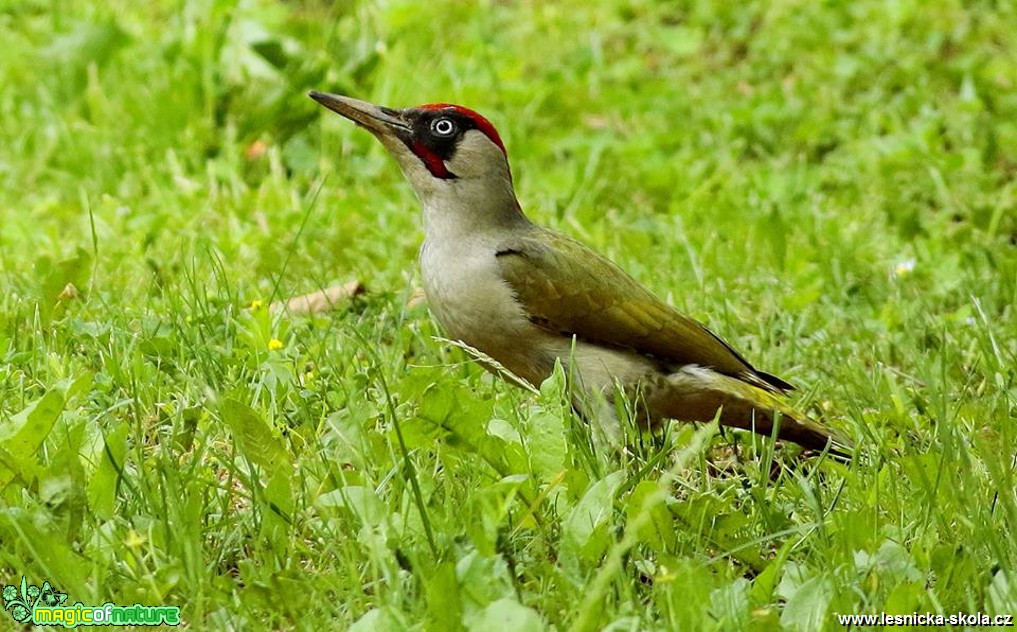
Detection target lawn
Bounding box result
[1,0,1015,629]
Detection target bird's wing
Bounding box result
[495,228,793,393]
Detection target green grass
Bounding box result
[2,0,1016,629]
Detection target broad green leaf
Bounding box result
[750,539,795,606]
[316,485,385,527]
[519,403,567,483]
[710,578,751,628]
[411,381,515,475]
[219,398,288,471]
[42,19,130,67]
[658,558,715,630]
[0,508,91,591]
[264,467,294,516]
[469,598,546,632]
[562,470,625,563]
[348,606,408,632]
[66,371,94,403]
[416,382,495,449]
[0,388,66,490]
[871,540,923,583]
[465,474,529,556]
[426,561,464,632]
[37,247,93,320]
[988,569,1017,612]
[260,467,294,544]
[455,551,516,609]
[625,480,677,553]
[86,423,129,521]
[779,574,832,632]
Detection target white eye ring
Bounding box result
[431,118,456,136]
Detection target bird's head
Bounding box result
[310,92,514,202]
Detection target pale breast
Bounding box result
[419,238,532,353]
[418,237,659,393]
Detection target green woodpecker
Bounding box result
[310,91,849,456]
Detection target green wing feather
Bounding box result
[495,227,793,393]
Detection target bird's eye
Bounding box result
[431,118,456,137]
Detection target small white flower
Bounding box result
[893,258,916,277]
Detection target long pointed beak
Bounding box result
[308,91,410,137]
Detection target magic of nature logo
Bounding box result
[3,577,181,627]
